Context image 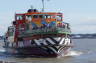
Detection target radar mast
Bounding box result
[42,0,49,12]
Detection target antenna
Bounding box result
[41,0,50,12]
[42,0,44,12]
[31,5,33,9]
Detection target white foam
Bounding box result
[64,50,83,57]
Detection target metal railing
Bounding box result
[18,26,71,37]
[18,22,71,37]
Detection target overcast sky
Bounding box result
[0,0,96,35]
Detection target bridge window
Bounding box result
[51,15,56,19]
[33,15,38,18]
[26,15,32,21]
[45,15,51,19]
[56,15,62,21]
[16,15,23,20]
[39,15,43,18]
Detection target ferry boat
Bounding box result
[4,0,72,57]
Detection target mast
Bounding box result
[31,5,33,9]
[41,0,49,12]
[42,0,44,12]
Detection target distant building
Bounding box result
[71,34,96,39]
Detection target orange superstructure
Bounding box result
[13,9,66,45]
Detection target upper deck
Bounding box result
[15,10,63,25]
[13,9,71,37]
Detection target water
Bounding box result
[0,39,96,63]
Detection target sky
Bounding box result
[0,0,96,35]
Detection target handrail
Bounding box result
[18,22,71,37]
[19,26,71,36]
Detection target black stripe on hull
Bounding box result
[31,37,69,46]
[6,37,72,57]
[48,37,60,44]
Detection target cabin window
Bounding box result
[39,15,43,18]
[33,15,38,18]
[26,15,32,21]
[45,15,51,19]
[51,15,56,19]
[56,15,62,21]
[16,15,23,20]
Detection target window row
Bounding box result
[16,15,62,21]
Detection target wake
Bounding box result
[64,50,83,57]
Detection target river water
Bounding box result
[0,39,96,63]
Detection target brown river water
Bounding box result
[0,39,96,63]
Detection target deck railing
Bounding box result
[19,27,71,37]
[18,24,71,37]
